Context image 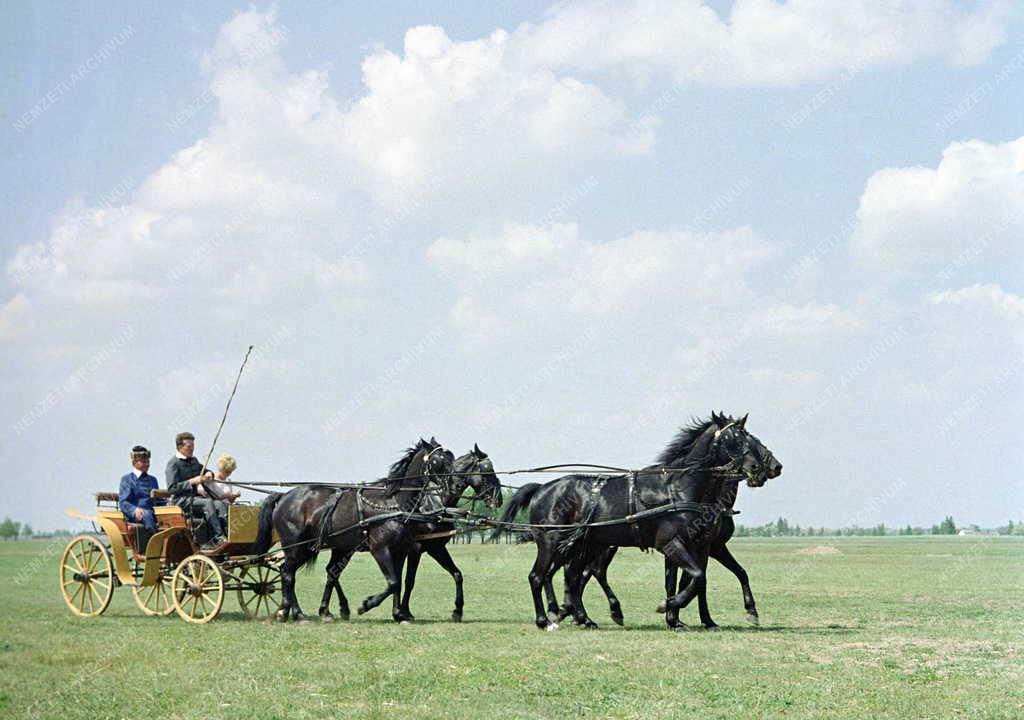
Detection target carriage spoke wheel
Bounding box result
[171,555,224,624]
[59,535,114,618]
[236,564,282,620]
[133,567,175,616]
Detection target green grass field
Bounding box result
[1,536,1021,719]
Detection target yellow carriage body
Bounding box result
[62,494,281,622]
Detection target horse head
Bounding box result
[452,444,503,509]
[706,412,782,487]
[386,437,455,495]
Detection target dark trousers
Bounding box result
[185,497,228,539]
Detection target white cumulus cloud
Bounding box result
[522,0,1009,86]
[850,136,1024,273]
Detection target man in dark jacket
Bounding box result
[166,431,227,547]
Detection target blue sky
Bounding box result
[2,1,1022,532]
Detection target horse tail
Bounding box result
[490,482,542,540]
[300,553,320,572]
[253,492,283,555]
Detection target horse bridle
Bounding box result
[466,455,502,508]
[710,422,773,484]
[442,454,499,508]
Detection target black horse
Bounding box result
[501,486,625,625]
[253,438,454,623]
[497,413,781,630]
[550,476,763,629]
[317,444,503,623]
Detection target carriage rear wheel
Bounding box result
[133,568,175,616]
[236,564,282,620]
[59,535,114,618]
[171,554,224,624]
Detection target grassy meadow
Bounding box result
[0,536,1021,719]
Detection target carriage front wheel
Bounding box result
[171,554,225,624]
[59,535,114,618]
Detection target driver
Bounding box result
[166,432,228,547]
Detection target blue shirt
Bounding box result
[118,472,165,518]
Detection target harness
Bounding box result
[312,489,348,553]
[555,475,607,555]
[625,471,647,550]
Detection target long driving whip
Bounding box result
[199,345,254,499]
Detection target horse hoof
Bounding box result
[276,610,289,623]
[746,612,760,626]
[294,614,310,625]
[611,614,624,626]
[670,623,690,633]
[545,622,560,632]
[399,619,411,626]
[655,601,667,614]
[319,612,334,624]
[339,610,351,622]
[704,624,721,632]
[582,621,598,630]
[451,612,463,623]
[356,604,369,616]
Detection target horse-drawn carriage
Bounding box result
[60,491,280,623]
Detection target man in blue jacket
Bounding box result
[119,446,164,536]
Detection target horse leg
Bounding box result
[319,549,353,622]
[399,549,422,621]
[424,544,465,622]
[557,558,598,623]
[658,538,704,631]
[556,562,588,623]
[318,549,340,621]
[711,542,759,625]
[278,553,310,623]
[334,551,353,621]
[390,547,411,623]
[528,535,562,630]
[356,545,404,619]
[559,551,598,629]
[544,575,561,619]
[660,556,687,630]
[693,555,719,630]
[592,548,623,626]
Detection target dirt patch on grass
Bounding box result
[795,545,841,556]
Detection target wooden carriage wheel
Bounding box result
[171,554,224,624]
[133,568,175,616]
[59,535,114,618]
[236,564,282,619]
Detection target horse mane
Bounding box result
[656,413,732,465]
[385,438,435,495]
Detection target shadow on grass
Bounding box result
[212,611,858,635]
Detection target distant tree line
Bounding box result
[0,518,75,541]
[0,518,31,541]
[734,516,1024,537]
